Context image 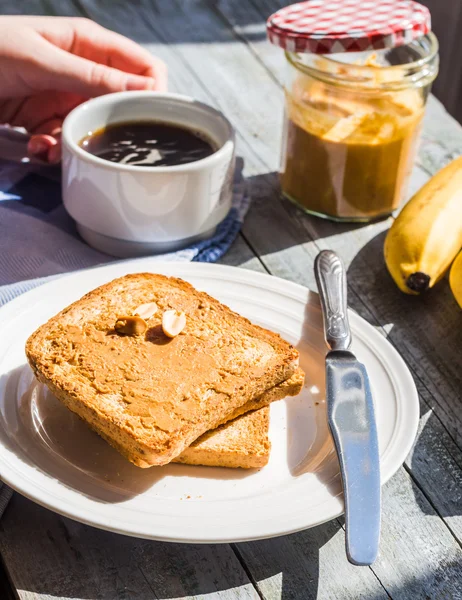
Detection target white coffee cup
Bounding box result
[61,92,235,257]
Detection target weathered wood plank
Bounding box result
[237,468,462,600]
[217,234,267,271]
[0,494,260,600]
[233,522,390,600]
[420,0,462,124]
[405,381,462,542]
[0,0,46,15]
[0,555,16,600]
[367,469,462,600]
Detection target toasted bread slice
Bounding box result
[177,407,271,469]
[26,273,300,467]
[220,367,304,425]
[176,368,304,468]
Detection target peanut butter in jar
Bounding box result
[267,1,439,222]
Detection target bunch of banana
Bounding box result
[384,156,462,301]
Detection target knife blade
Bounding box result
[314,249,381,566]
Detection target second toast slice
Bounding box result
[176,367,304,468]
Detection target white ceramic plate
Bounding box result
[0,260,419,543]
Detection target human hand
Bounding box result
[0,16,167,164]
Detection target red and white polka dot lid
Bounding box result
[267,0,431,54]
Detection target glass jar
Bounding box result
[280,33,439,222]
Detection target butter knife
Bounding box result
[314,249,381,566]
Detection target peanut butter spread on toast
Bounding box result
[26,273,299,466]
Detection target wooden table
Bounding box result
[0,1,461,599]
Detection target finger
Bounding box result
[48,139,62,165]
[144,58,168,92]
[27,133,57,160]
[35,119,62,164]
[27,132,62,165]
[38,41,161,96]
[34,120,62,164]
[32,118,62,137]
[40,18,167,84]
[38,19,168,91]
[7,91,83,132]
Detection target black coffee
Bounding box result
[79,120,217,167]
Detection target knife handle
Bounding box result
[314,250,352,352]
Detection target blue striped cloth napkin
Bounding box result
[0,157,249,517]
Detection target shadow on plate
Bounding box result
[0,365,256,505]
[285,297,341,500]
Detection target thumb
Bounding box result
[38,44,159,97]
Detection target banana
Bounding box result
[449,250,462,308]
[384,156,462,294]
